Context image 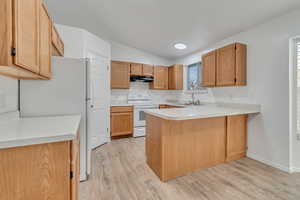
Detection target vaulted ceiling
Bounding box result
[44,0,300,59]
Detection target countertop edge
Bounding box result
[144,105,261,121]
[0,115,81,150]
[0,134,76,150]
[145,110,260,121]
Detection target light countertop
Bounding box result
[144,103,261,120]
[111,103,133,107]
[0,115,81,149]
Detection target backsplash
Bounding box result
[0,76,18,114]
[111,81,215,105]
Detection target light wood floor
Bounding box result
[80,137,300,200]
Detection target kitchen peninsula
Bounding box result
[145,103,260,181]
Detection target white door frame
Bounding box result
[85,49,111,177]
[289,36,300,172]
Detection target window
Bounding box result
[187,62,201,90]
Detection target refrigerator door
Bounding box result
[86,52,110,150]
[20,57,88,181]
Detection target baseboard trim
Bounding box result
[247,152,291,173]
[289,167,300,173]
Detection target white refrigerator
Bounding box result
[20,56,111,181]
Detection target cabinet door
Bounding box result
[39,4,52,78]
[235,43,247,86]
[0,142,70,200]
[168,65,183,90]
[216,44,236,86]
[71,137,80,200]
[202,51,216,87]
[51,25,64,56]
[13,0,40,73]
[130,63,142,76]
[111,112,133,137]
[151,66,168,90]
[111,61,130,89]
[142,64,154,76]
[52,26,60,56]
[226,115,248,162]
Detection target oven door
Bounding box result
[134,106,157,127]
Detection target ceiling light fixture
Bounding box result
[174,43,187,50]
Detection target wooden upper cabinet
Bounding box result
[202,43,247,87]
[130,63,143,76]
[111,61,130,89]
[150,66,168,90]
[202,51,216,87]
[39,4,52,79]
[168,64,183,90]
[52,25,64,56]
[13,0,40,74]
[142,64,154,77]
[0,0,58,79]
[235,43,247,86]
[216,44,236,86]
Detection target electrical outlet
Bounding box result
[297,134,300,141]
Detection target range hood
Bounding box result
[130,75,153,82]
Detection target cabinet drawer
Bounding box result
[111,106,133,113]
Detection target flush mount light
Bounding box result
[174,43,187,50]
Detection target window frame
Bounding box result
[187,62,201,90]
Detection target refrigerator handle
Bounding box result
[86,58,94,108]
[90,81,94,108]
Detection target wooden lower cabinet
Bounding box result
[110,106,133,137]
[159,104,182,109]
[0,139,79,200]
[226,115,248,162]
[146,114,248,181]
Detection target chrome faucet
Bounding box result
[188,81,201,105]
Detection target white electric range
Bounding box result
[128,94,158,137]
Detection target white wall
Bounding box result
[176,9,300,172]
[84,31,111,59]
[55,24,85,58]
[0,76,18,114]
[111,41,172,66]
